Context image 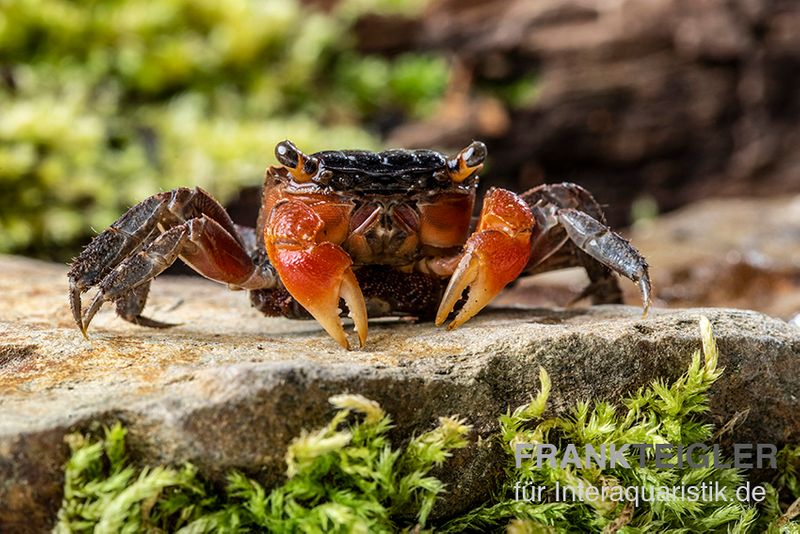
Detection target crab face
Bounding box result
[262,140,488,268]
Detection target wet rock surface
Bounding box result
[1,255,799,531]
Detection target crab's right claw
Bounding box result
[436,188,535,330]
[270,243,367,349]
[266,201,367,350]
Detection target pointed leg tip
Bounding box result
[638,277,652,319]
[73,311,87,338]
[81,293,105,336]
[69,284,85,333]
[129,315,181,329]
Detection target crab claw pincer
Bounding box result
[266,201,368,349]
[436,188,535,329]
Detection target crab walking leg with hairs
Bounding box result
[80,224,193,330]
[435,188,535,329]
[265,200,368,350]
[69,187,276,335]
[556,209,651,314]
[80,215,276,333]
[519,183,651,315]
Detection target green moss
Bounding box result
[56,395,470,533]
[0,0,448,258]
[55,318,800,532]
[486,74,540,109]
[439,317,799,533]
[333,53,449,119]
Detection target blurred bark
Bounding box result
[356,0,800,225]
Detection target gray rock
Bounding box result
[1,255,798,532]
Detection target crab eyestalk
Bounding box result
[275,140,319,184]
[447,141,487,183]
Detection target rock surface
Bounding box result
[1,255,799,531]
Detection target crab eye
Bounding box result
[275,140,300,168]
[275,140,318,183]
[462,141,487,168]
[448,141,487,183]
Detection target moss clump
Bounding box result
[439,317,799,532]
[0,0,448,259]
[55,318,800,532]
[56,394,470,533]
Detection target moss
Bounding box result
[439,317,799,533]
[0,0,449,259]
[56,394,470,533]
[55,318,799,532]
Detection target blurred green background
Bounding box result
[0,0,448,260]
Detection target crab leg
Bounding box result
[81,225,192,331]
[80,215,272,333]
[520,183,651,315]
[69,193,169,331]
[265,200,367,349]
[435,188,535,329]
[115,281,176,328]
[557,209,651,313]
[69,187,277,335]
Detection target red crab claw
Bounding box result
[435,188,535,330]
[266,200,367,349]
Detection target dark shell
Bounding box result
[313,149,448,177]
[310,149,456,193]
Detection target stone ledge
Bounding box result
[1,255,798,531]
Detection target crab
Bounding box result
[68,140,651,349]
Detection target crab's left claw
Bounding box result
[436,188,535,329]
[266,200,368,349]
